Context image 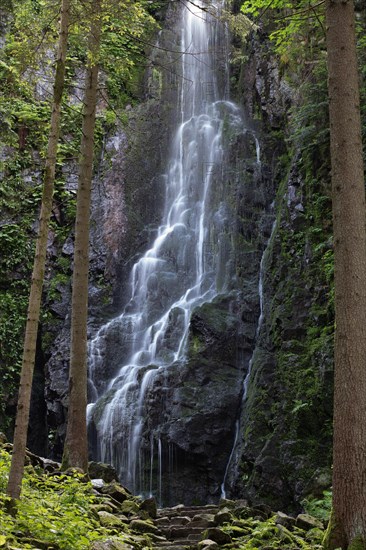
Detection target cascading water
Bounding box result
[87,0,259,502]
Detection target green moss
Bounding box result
[348,536,366,550]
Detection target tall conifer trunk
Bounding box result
[6,0,71,501]
[62,0,101,471]
[324,0,366,547]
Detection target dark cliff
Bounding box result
[0,1,334,510]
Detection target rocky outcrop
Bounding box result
[35,0,333,512]
[43,1,278,503]
[222,33,333,509]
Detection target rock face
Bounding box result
[43,2,275,503]
[222,35,333,509]
[38,2,333,510]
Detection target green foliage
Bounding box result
[0,0,161,434]
[241,0,325,71]
[220,513,324,549]
[0,448,129,549]
[100,2,158,107]
[301,489,332,522]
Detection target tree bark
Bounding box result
[62,0,101,471]
[324,0,366,548]
[6,0,71,501]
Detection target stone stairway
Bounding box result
[152,504,221,550]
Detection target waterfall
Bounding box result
[87,0,253,501]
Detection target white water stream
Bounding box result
[87,0,259,499]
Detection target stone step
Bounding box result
[155,516,191,527]
[154,545,196,550]
[154,541,197,550]
[187,533,204,542]
[158,506,219,519]
[186,519,213,529]
[167,526,206,540]
[157,518,212,531]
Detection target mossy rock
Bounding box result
[276,523,297,544]
[91,541,133,550]
[100,482,131,503]
[120,500,140,515]
[224,524,251,538]
[89,461,118,483]
[202,528,232,545]
[91,503,114,515]
[129,519,159,535]
[97,511,127,528]
[214,507,232,525]
[219,498,237,509]
[348,536,366,550]
[274,511,296,530]
[19,538,60,550]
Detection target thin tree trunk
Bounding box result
[6,0,71,501]
[324,0,366,547]
[62,0,101,471]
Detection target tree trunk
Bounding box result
[6,0,71,501]
[324,0,366,548]
[62,0,101,471]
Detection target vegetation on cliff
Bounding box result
[0,0,163,437]
[232,0,365,513]
[1,0,366,526]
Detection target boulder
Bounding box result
[275,511,296,530]
[214,507,232,525]
[97,511,127,528]
[140,497,157,518]
[91,503,114,515]
[129,519,160,535]
[120,500,140,516]
[91,479,105,490]
[90,541,133,550]
[89,461,118,483]
[198,540,219,550]
[203,528,232,545]
[100,482,131,503]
